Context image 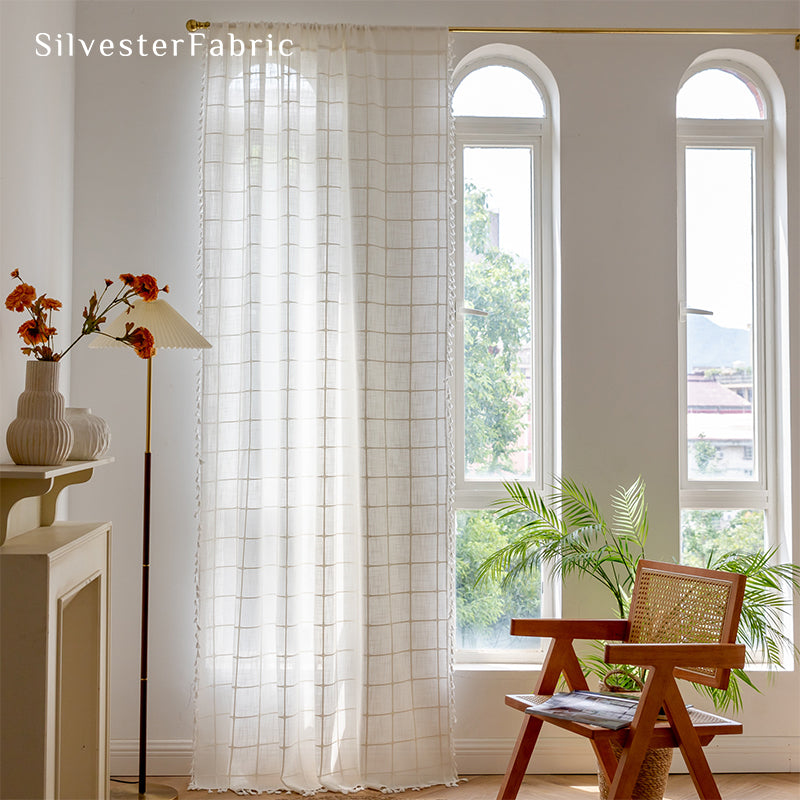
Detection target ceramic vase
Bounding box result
[66,407,111,460]
[6,360,74,466]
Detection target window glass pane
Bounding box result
[463,147,534,481]
[453,65,545,118]
[677,68,764,119]
[456,509,542,650]
[681,509,765,567]
[685,148,756,481]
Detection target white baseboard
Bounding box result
[111,735,800,778]
[110,739,193,776]
[455,736,800,774]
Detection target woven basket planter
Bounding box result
[597,740,673,800]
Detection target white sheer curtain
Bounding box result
[193,23,455,793]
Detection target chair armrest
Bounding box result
[511,618,628,639]
[604,642,746,669]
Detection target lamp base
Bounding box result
[110,781,178,800]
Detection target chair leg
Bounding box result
[678,737,722,800]
[592,739,619,787]
[662,678,722,800]
[496,714,544,800]
[607,672,668,799]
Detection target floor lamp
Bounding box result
[91,299,211,799]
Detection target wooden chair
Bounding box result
[497,559,747,800]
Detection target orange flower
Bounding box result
[128,326,155,359]
[133,274,160,302]
[8,268,167,361]
[5,283,37,312]
[18,319,55,345]
[40,296,63,310]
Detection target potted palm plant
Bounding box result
[478,476,800,709]
[477,476,800,799]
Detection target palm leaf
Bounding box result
[551,477,606,530]
[610,475,649,548]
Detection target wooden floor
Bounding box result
[124,773,800,799]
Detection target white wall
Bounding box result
[59,0,800,776]
[69,1,205,769]
[1,0,76,455]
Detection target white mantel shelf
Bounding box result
[0,456,114,480]
[0,457,113,545]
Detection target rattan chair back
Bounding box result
[627,560,746,689]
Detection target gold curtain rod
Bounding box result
[186,20,800,49]
[451,27,800,49]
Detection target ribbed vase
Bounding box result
[6,360,74,466]
[66,407,110,460]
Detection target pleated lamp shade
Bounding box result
[89,298,211,351]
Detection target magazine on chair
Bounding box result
[525,691,645,730]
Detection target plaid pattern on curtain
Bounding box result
[193,23,455,793]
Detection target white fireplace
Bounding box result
[1,460,112,800]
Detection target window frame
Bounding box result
[677,62,781,555]
[453,62,556,507]
[452,58,559,663]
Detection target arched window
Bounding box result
[677,60,789,575]
[677,67,766,119]
[452,55,558,657]
[452,64,546,117]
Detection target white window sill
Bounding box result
[455,661,543,672]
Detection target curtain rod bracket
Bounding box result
[796,33,800,50]
[187,19,211,33]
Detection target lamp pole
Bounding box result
[111,355,176,800]
[94,298,210,800]
[138,356,153,795]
